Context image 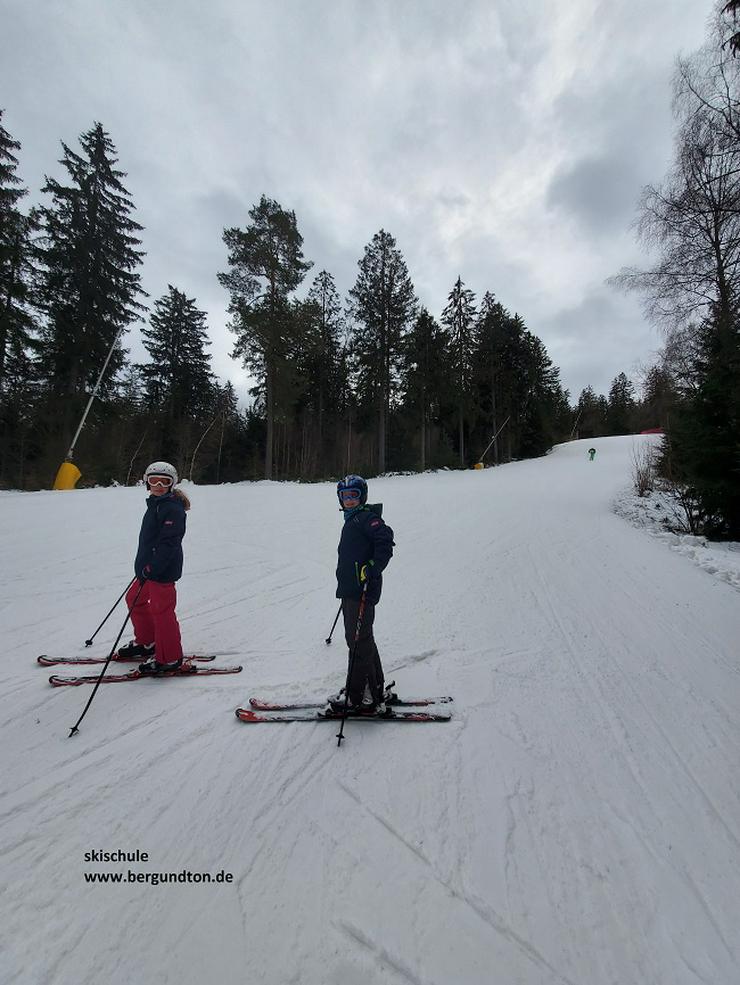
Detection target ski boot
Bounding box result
[117,639,155,660]
[326,684,388,717]
[138,657,194,676]
[383,680,399,705]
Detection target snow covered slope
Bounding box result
[1,436,739,985]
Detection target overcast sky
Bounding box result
[1,0,713,401]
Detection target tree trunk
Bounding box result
[265,360,274,479]
[378,397,386,474]
[458,402,465,467]
[491,373,498,465]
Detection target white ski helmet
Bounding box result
[144,461,178,486]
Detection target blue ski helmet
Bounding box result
[337,474,368,507]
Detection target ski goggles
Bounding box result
[147,476,173,488]
[338,487,361,505]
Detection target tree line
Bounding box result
[612,0,740,540]
[0,109,696,502]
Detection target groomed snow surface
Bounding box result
[1,435,739,985]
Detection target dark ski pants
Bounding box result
[342,597,384,705]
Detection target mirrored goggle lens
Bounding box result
[339,488,360,502]
[147,476,172,488]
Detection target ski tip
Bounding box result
[235,708,268,722]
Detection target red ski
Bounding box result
[38,652,225,667]
[50,664,242,686]
[235,707,450,724]
[249,694,453,711]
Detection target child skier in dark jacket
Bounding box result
[329,474,394,714]
[118,461,191,674]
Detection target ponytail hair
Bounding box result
[173,487,191,511]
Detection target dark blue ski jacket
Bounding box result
[336,504,394,604]
[134,493,187,583]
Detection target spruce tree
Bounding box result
[640,365,676,429]
[349,229,417,473]
[303,270,345,468]
[0,110,38,395]
[441,276,476,466]
[0,112,41,486]
[607,372,636,434]
[219,195,311,478]
[667,308,740,538]
[517,332,568,457]
[576,386,608,438]
[402,307,451,469]
[36,122,146,430]
[141,285,214,439]
[348,230,417,473]
[473,292,509,463]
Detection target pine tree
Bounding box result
[141,285,214,468]
[0,112,41,486]
[473,292,508,463]
[518,332,569,457]
[0,110,38,395]
[640,365,676,429]
[302,270,345,470]
[471,299,532,462]
[576,386,608,438]
[441,276,476,466]
[219,195,311,478]
[348,230,417,473]
[667,307,740,537]
[36,122,146,431]
[402,307,451,469]
[607,372,636,434]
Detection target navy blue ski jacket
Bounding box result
[134,493,187,583]
[336,504,394,604]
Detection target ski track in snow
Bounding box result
[1,436,739,984]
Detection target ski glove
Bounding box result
[359,563,376,583]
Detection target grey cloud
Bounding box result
[546,155,642,234]
[0,0,710,410]
[537,289,662,398]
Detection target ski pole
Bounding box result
[69,581,145,737]
[325,603,342,644]
[336,583,368,748]
[84,576,137,646]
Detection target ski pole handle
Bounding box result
[85,576,136,646]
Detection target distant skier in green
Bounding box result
[588,447,597,461]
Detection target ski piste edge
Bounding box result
[249,694,453,711]
[235,708,451,724]
[49,664,243,687]
[38,652,223,667]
